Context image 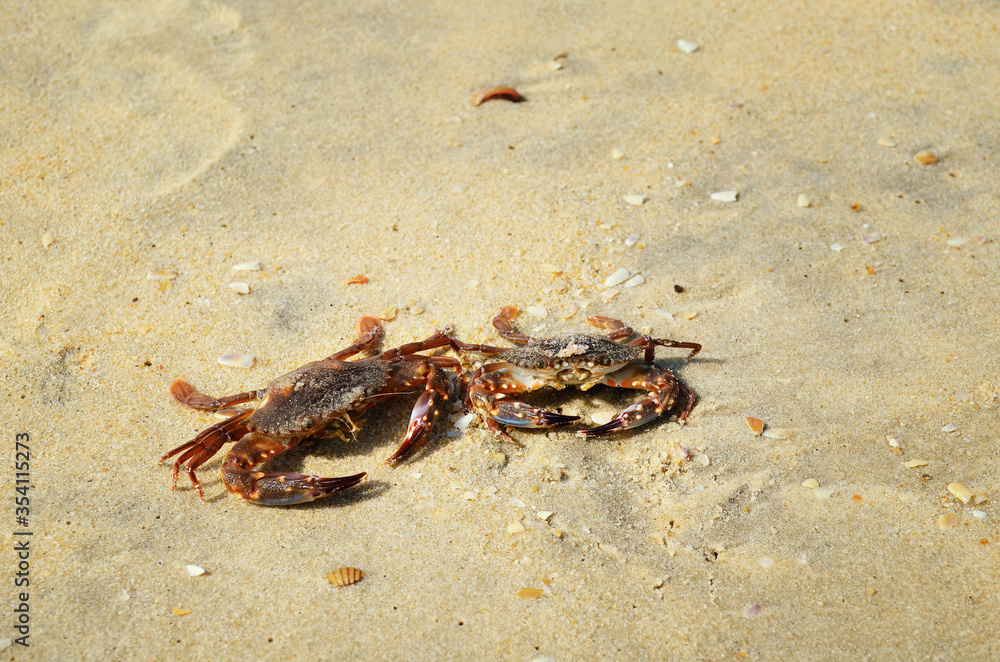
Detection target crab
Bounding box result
[452,306,701,441]
[159,316,464,505]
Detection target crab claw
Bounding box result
[224,467,367,506]
[490,400,580,429]
[578,401,659,436]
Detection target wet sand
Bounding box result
[2,1,998,659]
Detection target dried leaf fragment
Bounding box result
[744,416,764,435]
[517,587,544,599]
[346,274,369,285]
[471,86,523,106]
[327,567,364,587]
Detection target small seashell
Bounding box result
[346,274,369,285]
[745,417,764,435]
[625,233,639,246]
[453,413,476,431]
[623,274,645,288]
[185,565,206,577]
[710,190,738,202]
[327,567,364,587]
[887,436,900,448]
[679,311,697,320]
[42,232,55,247]
[218,352,254,369]
[830,243,845,252]
[762,428,790,439]
[971,510,987,520]
[517,587,544,599]
[677,39,699,54]
[878,138,896,147]
[591,411,615,426]
[945,238,967,247]
[471,86,522,106]
[228,282,250,294]
[147,269,178,281]
[947,483,974,504]
[937,513,956,529]
[802,478,819,489]
[814,487,835,500]
[409,305,425,315]
[611,148,625,160]
[380,306,397,321]
[797,194,810,208]
[914,150,938,165]
[508,521,526,534]
[137,322,152,334]
[537,511,553,521]
[743,604,763,619]
[600,289,620,301]
[941,423,957,432]
[903,459,928,468]
[527,305,548,318]
[232,261,261,271]
[624,194,647,206]
[509,496,525,508]
[862,232,882,244]
[604,267,631,287]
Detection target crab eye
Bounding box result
[533,358,548,370]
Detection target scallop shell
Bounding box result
[327,567,364,587]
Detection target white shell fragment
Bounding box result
[611,148,625,160]
[42,232,55,247]
[762,428,790,439]
[228,282,250,294]
[677,39,699,54]
[862,232,882,244]
[797,194,811,208]
[903,459,928,468]
[710,190,738,202]
[453,413,476,431]
[625,233,640,246]
[802,478,820,489]
[604,268,631,287]
[507,521,526,534]
[527,305,548,319]
[941,423,957,432]
[830,243,845,252]
[743,604,763,619]
[185,565,206,577]
[624,194,647,206]
[218,353,254,369]
[623,274,645,288]
[947,483,974,504]
[971,511,987,520]
[591,411,615,426]
[537,511,554,521]
[147,269,178,280]
[232,261,261,271]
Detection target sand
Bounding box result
[2,0,998,659]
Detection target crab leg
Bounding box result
[170,379,263,411]
[468,364,580,442]
[492,306,532,344]
[326,316,383,360]
[630,336,702,362]
[159,409,254,500]
[385,359,452,464]
[222,432,366,505]
[579,363,695,436]
[586,315,634,340]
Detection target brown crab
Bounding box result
[160,316,463,505]
[452,306,701,441]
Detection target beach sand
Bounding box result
[2,0,997,659]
